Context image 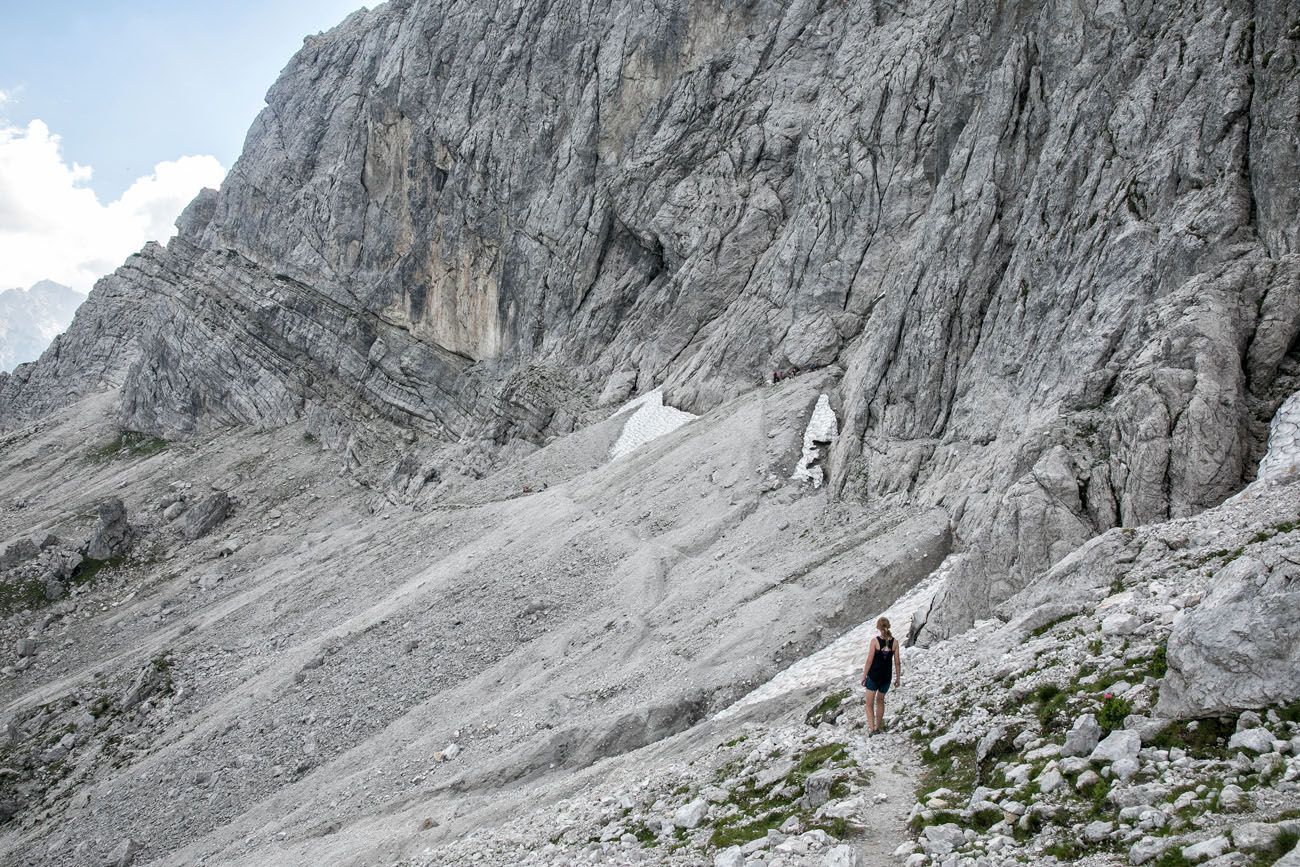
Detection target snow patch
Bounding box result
[715,559,952,720]
[1257,390,1300,481]
[791,394,838,486]
[610,389,697,460]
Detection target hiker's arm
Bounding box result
[893,644,902,684]
[862,641,876,679]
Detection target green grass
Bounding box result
[1150,717,1233,759]
[805,690,850,727]
[1098,695,1133,732]
[88,431,169,463]
[1276,699,1300,726]
[706,741,863,850]
[629,823,656,847]
[791,743,846,784]
[0,576,49,616]
[919,741,978,801]
[1151,848,1191,867]
[1031,614,1075,637]
[1044,839,1082,860]
[1034,683,1071,727]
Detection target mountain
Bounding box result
[0,281,83,372]
[0,1,1297,865]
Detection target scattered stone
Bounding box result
[15,638,36,658]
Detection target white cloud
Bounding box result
[0,120,226,292]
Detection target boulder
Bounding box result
[714,848,744,867]
[1037,767,1063,794]
[1130,837,1168,865]
[1101,612,1142,636]
[673,799,707,829]
[1227,728,1275,754]
[1112,757,1139,780]
[756,759,795,787]
[84,497,131,561]
[183,492,231,541]
[802,770,834,809]
[1062,714,1103,757]
[823,845,860,867]
[15,638,36,658]
[1157,560,1300,717]
[1090,730,1141,764]
[1181,835,1230,863]
[1083,820,1114,843]
[1218,784,1247,812]
[1232,822,1281,852]
[921,824,964,857]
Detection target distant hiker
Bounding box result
[861,616,902,736]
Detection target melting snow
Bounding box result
[791,394,838,486]
[715,559,952,720]
[1257,390,1300,481]
[610,389,698,460]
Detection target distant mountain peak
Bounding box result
[0,279,84,371]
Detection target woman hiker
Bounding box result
[861,616,902,736]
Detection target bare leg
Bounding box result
[864,690,878,731]
[874,693,886,731]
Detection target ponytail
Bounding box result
[877,616,892,642]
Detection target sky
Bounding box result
[0,0,370,292]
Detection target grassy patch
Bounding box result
[88,431,169,463]
[919,741,978,802]
[1031,614,1075,638]
[1150,717,1233,759]
[1034,683,1071,727]
[707,741,862,850]
[791,743,846,784]
[0,576,49,616]
[1098,695,1133,732]
[805,690,850,727]
[1044,839,1082,860]
[1276,699,1300,726]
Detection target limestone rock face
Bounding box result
[1157,556,1300,718]
[1,0,1299,637]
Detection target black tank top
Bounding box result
[869,636,894,681]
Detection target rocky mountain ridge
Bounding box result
[2,0,1298,642]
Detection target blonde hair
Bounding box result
[877,616,892,641]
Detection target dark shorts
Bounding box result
[864,675,891,694]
